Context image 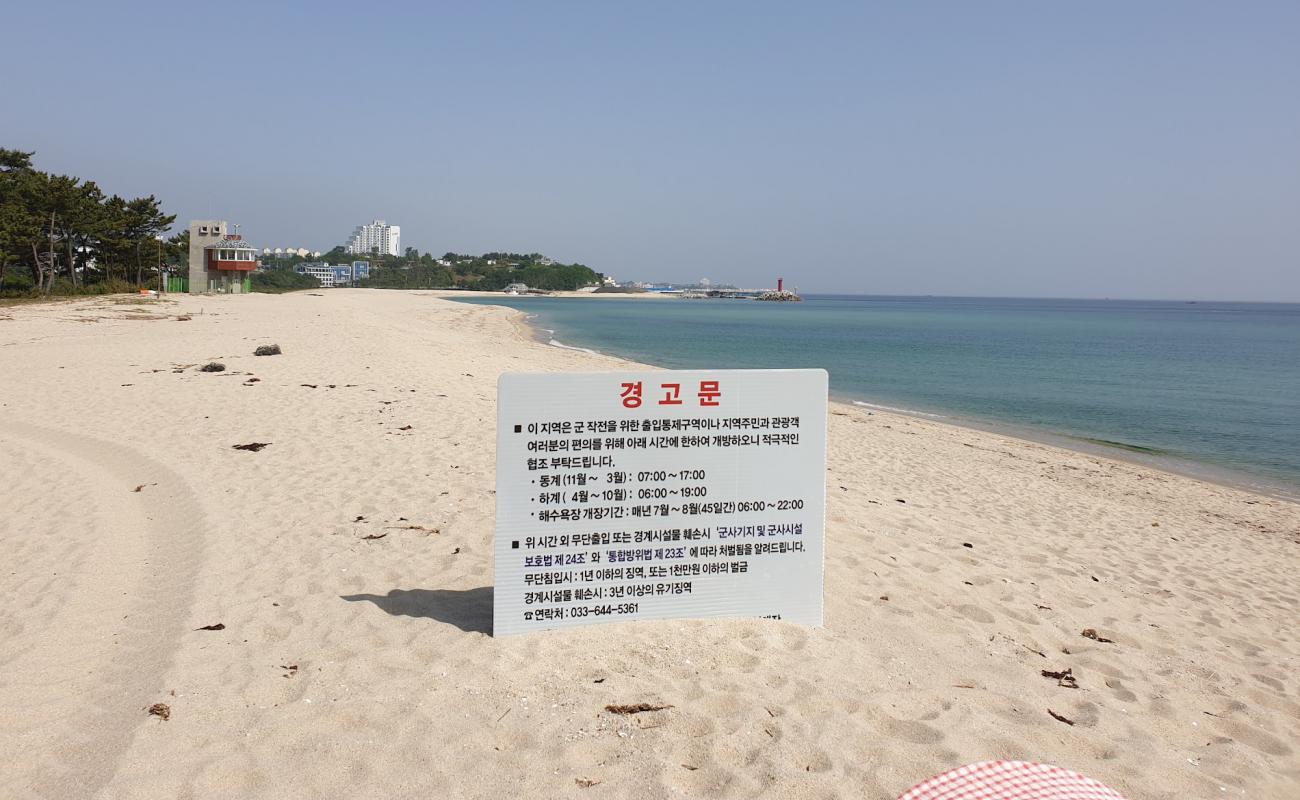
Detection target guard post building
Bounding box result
[185,219,259,293]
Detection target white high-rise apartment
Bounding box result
[346,219,401,256]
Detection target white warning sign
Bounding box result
[494,369,827,636]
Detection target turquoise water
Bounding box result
[455,295,1300,495]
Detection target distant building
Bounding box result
[185,220,259,293]
[294,262,335,288]
[203,235,259,293]
[504,282,528,294]
[293,260,370,287]
[262,247,318,259]
[329,261,372,286]
[346,219,400,256]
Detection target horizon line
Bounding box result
[788,291,1300,305]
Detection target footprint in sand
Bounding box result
[1242,688,1300,718]
[1104,678,1137,703]
[789,746,833,773]
[1251,673,1286,693]
[1210,718,1293,757]
[1059,701,1101,727]
[673,713,716,738]
[953,604,996,624]
[778,626,810,651]
[869,712,945,745]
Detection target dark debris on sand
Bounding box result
[605,703,673,715]
[1041,668,1079,688]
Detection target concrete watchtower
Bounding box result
[188,220,227,292]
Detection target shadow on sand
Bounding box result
[341,587,493,634]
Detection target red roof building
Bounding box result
[201,234,260,293]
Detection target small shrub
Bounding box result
[254,344,282,356]
[199,362,225,372]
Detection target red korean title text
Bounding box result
[620,380,721,409]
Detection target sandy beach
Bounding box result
[1,289,1297,799]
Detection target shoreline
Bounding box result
[467,296,1300,505]
[423,288,674,300]
[2,289,1297,799]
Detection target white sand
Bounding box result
[1,290,1296,799]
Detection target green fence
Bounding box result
[162,275,250,293]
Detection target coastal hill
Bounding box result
[339,249,603,292]
[253,250,606,294]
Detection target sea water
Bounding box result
[455,295,1300,497]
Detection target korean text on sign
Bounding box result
[494,369,828,636]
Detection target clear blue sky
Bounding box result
[6,1,1299,300]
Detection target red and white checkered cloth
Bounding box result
[898,760,1127,800]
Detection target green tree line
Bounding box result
[1,149,183,296]
[2,146,603,296]
[305,246,604,291]
[250,269,320,293]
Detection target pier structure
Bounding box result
[679,277,801,301]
